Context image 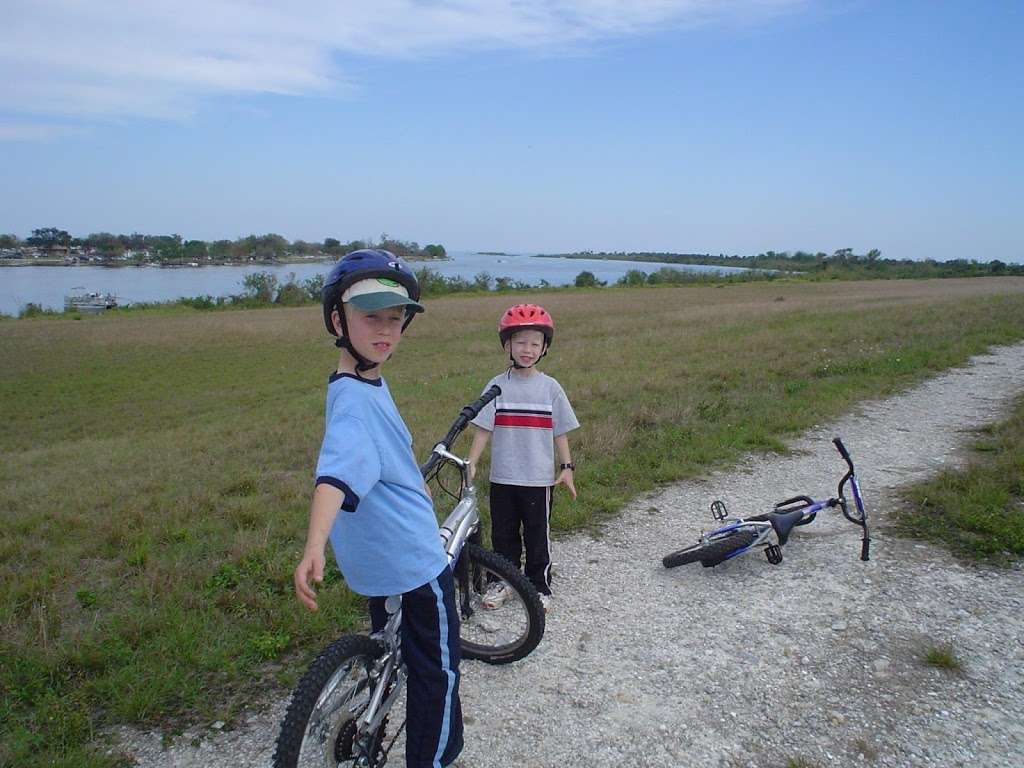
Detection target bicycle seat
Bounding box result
[770,508,806,545]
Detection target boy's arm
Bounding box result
[554,433,577,500]
[466,425,491,482]
[294,484,344,611]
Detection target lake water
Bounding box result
[0,251,750,316]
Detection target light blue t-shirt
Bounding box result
[315,373,448,597]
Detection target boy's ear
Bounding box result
[331,307,344,336]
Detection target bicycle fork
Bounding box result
[355,597,406,765]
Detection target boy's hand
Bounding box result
[556,468,577,500]
[294,550,326,611]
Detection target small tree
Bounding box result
[617,269,647,286]
[574,270,605,288]
[275,273,307,305]
[242,271,278,303]
[303,273,325,301]
[209,240,233,261]
[183,240,209,261]
[473,272,494,291]
[27,227,72,251]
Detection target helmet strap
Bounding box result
[334,305,380,377]
[506,342,548,371]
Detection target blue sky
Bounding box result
[1,1,1021,262]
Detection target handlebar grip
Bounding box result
[860,538,870,562]
[420,452,442,478]
[422,385,503,477]
[832,437,851,463]
[439,385,502,449]
[463,385,501,421]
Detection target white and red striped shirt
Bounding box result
[472,371,579,486]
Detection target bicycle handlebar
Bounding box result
[833,436,870,561]
[832,437,853,471]
[420,385,502,477]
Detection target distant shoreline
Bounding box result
[0,255,449,269]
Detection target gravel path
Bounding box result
[112,343,1024,768]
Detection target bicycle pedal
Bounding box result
[711,500,729,521]
[765,544,783,565]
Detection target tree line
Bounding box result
[0,229,446,263]
[539,248,1023,279]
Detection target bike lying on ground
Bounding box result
[274,385,545,768]
[662,437,870,569]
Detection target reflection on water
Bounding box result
[0,251,750,315]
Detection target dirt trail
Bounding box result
[113,342,1024,767]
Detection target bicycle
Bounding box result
[273,385,545,768]
[662,437,870,569]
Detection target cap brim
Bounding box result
[347,292,425,313]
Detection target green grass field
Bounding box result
[894,393,1024,563]
[3,276,1024,767]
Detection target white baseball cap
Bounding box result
[341,277,424,313]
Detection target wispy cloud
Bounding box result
[1,0,806,130]
[0,121,86,142]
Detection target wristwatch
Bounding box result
[560,462,576,471]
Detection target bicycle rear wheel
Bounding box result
[662,529,757,569]
[273,634,388,768]
[455,542,545,665]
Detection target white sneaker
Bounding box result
[539,594,552,613]
[481,582,510,609]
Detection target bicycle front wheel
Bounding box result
[455,542,545,665]
[662,529,757,569]
[273,634,388,768]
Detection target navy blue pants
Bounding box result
[369,565,463,768]
[489,482,553,595]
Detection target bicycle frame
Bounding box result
[696,437,870,565]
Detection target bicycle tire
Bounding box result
[273,633,388,768]
[662,529,758,569]
[455,542,545,665]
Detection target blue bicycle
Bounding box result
[662,437,870,568]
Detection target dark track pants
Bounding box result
[369,565,463,768]
[489,482,553,595]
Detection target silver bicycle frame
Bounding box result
[433,444,479,563]
[704,519,774,548]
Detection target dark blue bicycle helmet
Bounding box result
[321,249,423,371]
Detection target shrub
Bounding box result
[574,270,605,288]
[241,271,278,303]
[274,273,307,306]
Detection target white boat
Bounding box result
[65,289,118,313]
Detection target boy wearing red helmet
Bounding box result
[466,303,580,611]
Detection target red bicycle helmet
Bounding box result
[498,303,554,347]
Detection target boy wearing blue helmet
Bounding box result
[293,249,462,768]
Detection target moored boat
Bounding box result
[64,289,118,313]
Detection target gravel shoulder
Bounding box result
[112,343,1024,768]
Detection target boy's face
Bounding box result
[335,303,406,366]
[506,329,546,368]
